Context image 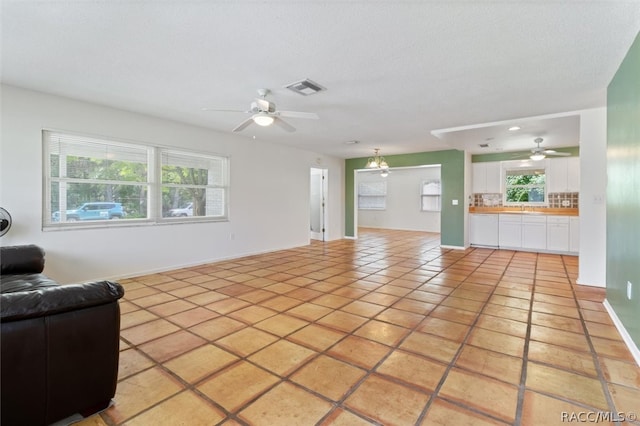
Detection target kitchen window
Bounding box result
[504,167,546,205]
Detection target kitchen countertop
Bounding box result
[469,207,579,216]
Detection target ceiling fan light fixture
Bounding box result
[253,114,274,126]
[530,153,546,161]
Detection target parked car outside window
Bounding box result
[168,203,193,217]
[52,202,126,222]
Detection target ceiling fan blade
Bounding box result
[544,151,571,156]
[277,110,319,120]
[232,116,255,132]
[274,117,296,132]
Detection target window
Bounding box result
[421,180,441,211]
[358,181,386,210]
[504,167,546,204]
[44,131,229,228]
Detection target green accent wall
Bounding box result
[472,147,579,163]
[345,149,465,246]
[607,31,640,347]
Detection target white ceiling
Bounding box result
[2,1,639,158]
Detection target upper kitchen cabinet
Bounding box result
[547,157,580,193]
[472,162,501,193]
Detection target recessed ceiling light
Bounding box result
[344,140,359,145]
[508,126,521,131]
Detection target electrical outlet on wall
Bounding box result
[627,281,633,300]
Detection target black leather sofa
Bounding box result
[1,245,125,426]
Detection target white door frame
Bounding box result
[310,168,328,241]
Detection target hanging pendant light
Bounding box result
[365,149,390,176]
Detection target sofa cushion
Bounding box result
[1,244,45,275]
[1,280,124,322]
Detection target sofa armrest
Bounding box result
[0,280,124,322]
[0,245,45,275]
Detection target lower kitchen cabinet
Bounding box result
[469,214,499,247]
[498,214,522,248]
[547,216,570,252]
[522,215,547,250]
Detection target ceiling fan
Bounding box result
[202,89,319,133]
[515,137,571,161]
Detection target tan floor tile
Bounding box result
[489,294,531,310]
[416,317,470,342]
[328,335,391,369]
[608,383,640,418]
[188,316,245,341]
[376,349,447,392]
[103,367,183,424]
[138,330,206,363]
[476,314,528,338]
[147,299,197,317]
[354,319,409,346]
[421,398,508,426]
[248,340,317,376]
[399,331,461,364]
[166,306,219,328]
[185,290,229,305]
[228,305,278,324]
[124,286,160,301]
[591,336,637,362]
[318,408,375,426]
[359,291,400,306]
[197,361,280,412]
[286,302,333,321]
[439,368,519,423]
[291,355,366,401]
[317,310,368,333]
[430,305,479,325]
[124,390,225,425]
[533,292,577,307]
[375,307,425,328]
[532,301,580,318]
[585,321,624,340]
[254,313,308,337]
[287,324,346,351]
[530,324,590,353]
[215,327,279,357]
[205,297,251,314]
[406,289,446,304]
[455,345,522,385]
[167,285,208,299]
[581,309,613,325]
[332,287,369,299]
[391,298,436,315]
[525,362,609,410]
[164,344,239,384]
[531,311,584,334]
[259,295,302,311]
[120,319,181,345]
[482,304,529,323]
[312,294,353,309]
[376,284,413,297]
[600,356,640,388]
[467,327,525,357]
[117,349,154,381]
[120,310,159,330]
[528,340,597,377]
[344,375,429,425]
[239,382,332,426]
[521,390,599,426]
[342,300,387,317]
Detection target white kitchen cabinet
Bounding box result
[548,157,580,193]
[569,217,580,253]
[472,162,501,193]
[499,214,522,248]
[546,216,570,252]
[470,214,499,247]
[522,215,547,250]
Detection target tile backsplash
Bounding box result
[471,192,579,208]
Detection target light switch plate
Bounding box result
[452,199,459,205]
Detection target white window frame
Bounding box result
[420,179,441,212]
[503,162,547,206]
[358,181,387,210]
[43,130,229,230]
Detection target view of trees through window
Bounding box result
[505,168,546,203]
[45,132,228,226]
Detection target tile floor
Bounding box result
[78,228,639,426]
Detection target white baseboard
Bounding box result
[576,278,606,288]
[440,245,466,250]
[603,299,640,367]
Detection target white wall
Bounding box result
[578,107,607,287]
[357,166,441,232]
[0,85,344,283]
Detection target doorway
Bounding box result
[310,168,328,241]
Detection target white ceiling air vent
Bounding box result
[479,143,490,148]
[285,79,326,96]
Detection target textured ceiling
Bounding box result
[2,1,639,158]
